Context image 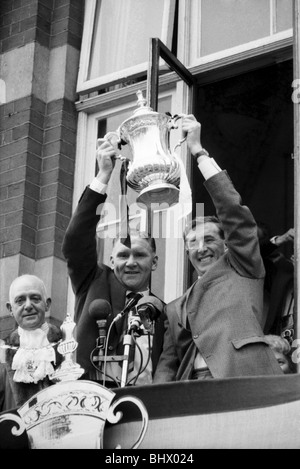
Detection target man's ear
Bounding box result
[151,255,158,271]
[46,298,52,311]
[109,255,115,270]
[6,302,12,315]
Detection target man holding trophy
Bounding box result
[154,115,282,382]
[62,137,166,387]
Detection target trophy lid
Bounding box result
[132,90,156,116]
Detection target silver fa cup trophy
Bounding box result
[103,90,184,208]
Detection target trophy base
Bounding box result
[49,361,85,383]
[137,183,180,208]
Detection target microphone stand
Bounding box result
[120,329,134,387]
[95,319,106,382]
[120,309,143,387]
[92,294,144,387]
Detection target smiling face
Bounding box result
[185,221,225,277]
[6,275,51,330]
[110,237,158,292]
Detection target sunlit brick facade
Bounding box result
[0,0,84,336]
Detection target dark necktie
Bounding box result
[126,291,140,303]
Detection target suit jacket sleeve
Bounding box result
[0,364,16,412]
[204,171,264,279]
[62,186,107,296]
[153,314,178,383]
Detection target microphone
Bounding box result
[128,309,142,333]
[136,296,164,332]
[117,292,143,320]
[89,299,112,353]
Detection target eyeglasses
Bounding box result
[185,235,221,251]
[185,239,201,251]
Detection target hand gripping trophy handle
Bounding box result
[97,132,127,162]
[170,113,188,152]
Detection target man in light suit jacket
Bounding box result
[62,139,165,386]
[153,115,282,382]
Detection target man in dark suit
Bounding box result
[0,274,62,411]
[258,224,294,341]
[62,139,165,386]
[153,115,282,383]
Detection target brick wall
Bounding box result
[0,96,45,260]
[38,98,76,260]
[0,0,84,336]
[0,0,52,53]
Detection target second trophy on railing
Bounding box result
[49,313,85,382]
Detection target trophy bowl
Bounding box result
[120,109,181,207]
[105,91,182,208]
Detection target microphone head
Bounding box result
[88,299,112,320]
[120,292,143,316]
[137,296,164,311]
[137,296,164,321]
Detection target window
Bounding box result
[184,0,292,68]
[77,0,176,93]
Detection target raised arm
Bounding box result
[182,115,264,279]
[62,140,117,295]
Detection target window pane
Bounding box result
[275,0,292,33]
[200,0,270,56]
[88,0,167,80]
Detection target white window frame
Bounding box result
[77,0,176,94]
[178,0,293,74]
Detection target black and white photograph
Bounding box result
[0,0,298,453]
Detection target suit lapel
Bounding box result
[109,270,127,336]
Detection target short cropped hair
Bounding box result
[183,215,224,244]
[112,229,156,253]
[264,334,291,354]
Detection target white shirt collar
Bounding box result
[126,289,149,297]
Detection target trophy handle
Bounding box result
[107,395,149,449]
[171,113,188,153]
